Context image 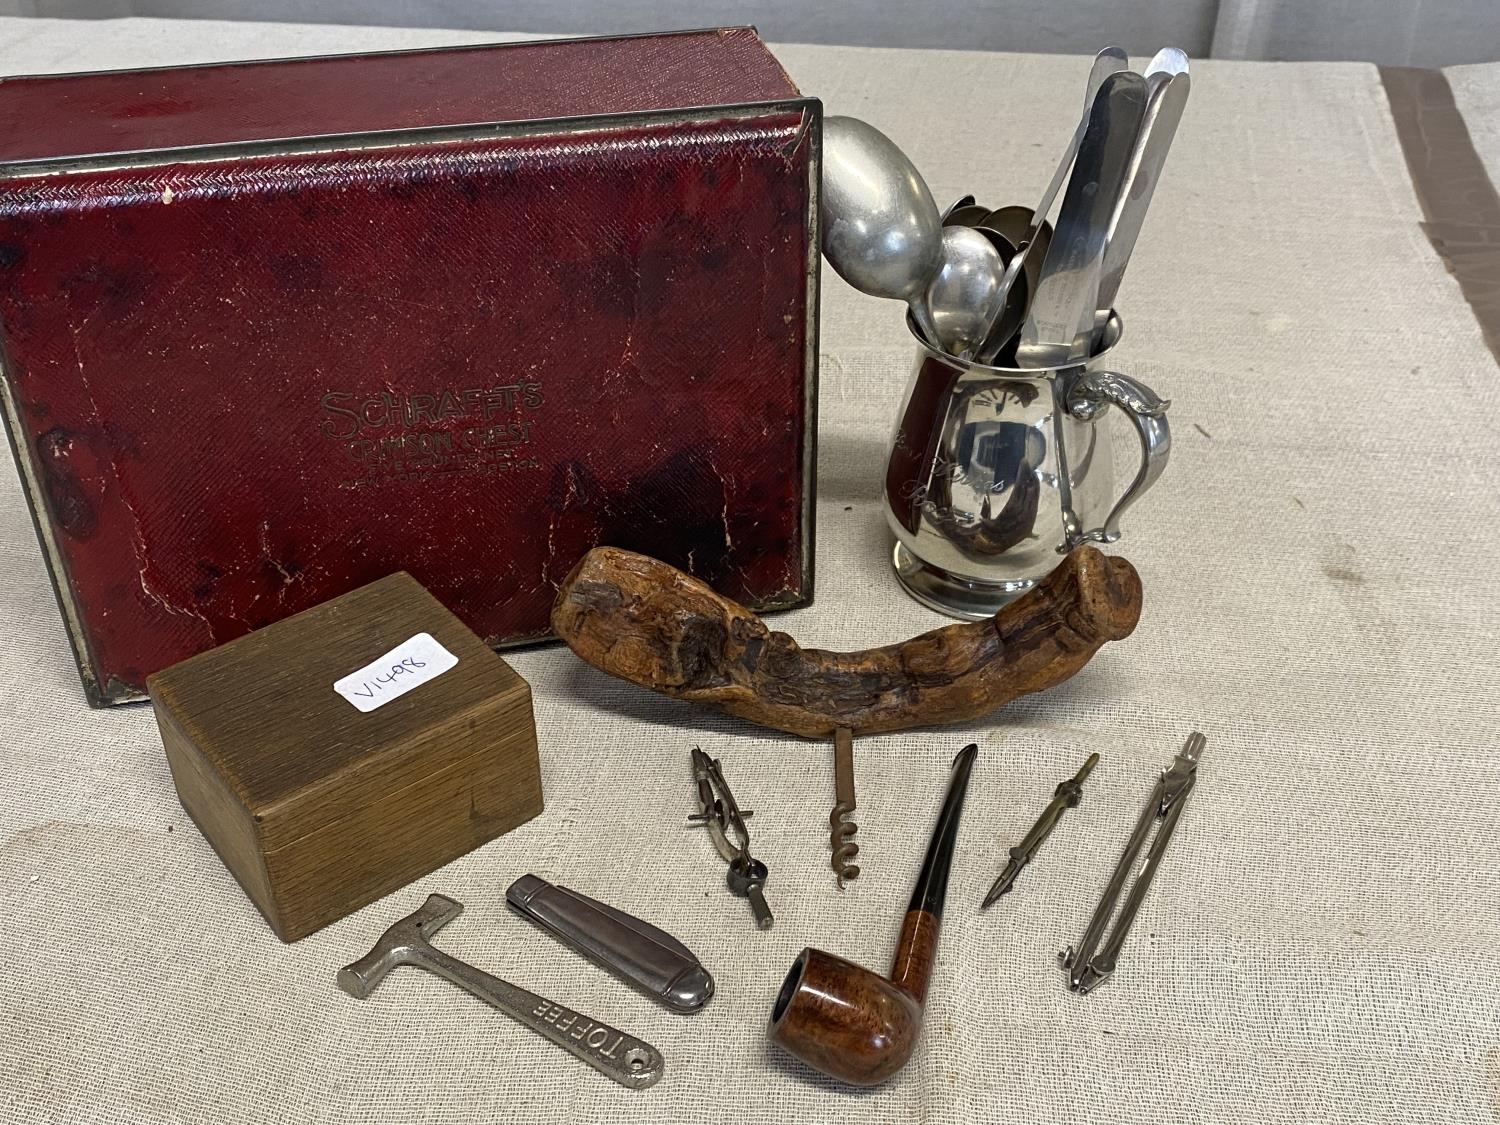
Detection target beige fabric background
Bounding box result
[2,18,1498,1124]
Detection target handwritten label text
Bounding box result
[333,632,457,713]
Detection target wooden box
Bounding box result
[148,571,542,941]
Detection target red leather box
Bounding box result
[0,29,820,705]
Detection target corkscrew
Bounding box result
[829,727,860,888]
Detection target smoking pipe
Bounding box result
[769,744,978,1085]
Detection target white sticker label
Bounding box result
[334,632,458,713]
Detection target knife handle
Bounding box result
[506,874,715,1013]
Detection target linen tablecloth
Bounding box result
[2,18,1497,1124]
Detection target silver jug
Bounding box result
[883,313,1170,619]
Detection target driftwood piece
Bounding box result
[551,545,1142,739]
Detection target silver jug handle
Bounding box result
[1064,370,1171,545]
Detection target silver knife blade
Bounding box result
[975,46,1129,364]
[1094,68,1191,317]
[1144,46,1189,81]
[1017,69,1149,368]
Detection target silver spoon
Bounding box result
[977,206,1052,362]
[926,225,1008,360]
[984,206,1054,306]
[942,203,993,229]
[941,194,977,222]
[820,115,944,345]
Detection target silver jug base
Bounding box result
[891,542,1036,621]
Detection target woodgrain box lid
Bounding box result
[151,571,534,847]
[147,572,542,939]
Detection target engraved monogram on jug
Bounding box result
[883,314,1170,620]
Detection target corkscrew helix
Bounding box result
[829,727,860,888]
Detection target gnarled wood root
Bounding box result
[551,545,1142,739]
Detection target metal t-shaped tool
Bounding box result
[338,893,665,1089]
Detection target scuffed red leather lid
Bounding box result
[0,28,802,164]
[0,110,815,704]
